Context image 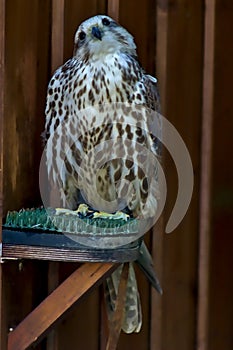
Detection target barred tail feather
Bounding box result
[104,263,142,334]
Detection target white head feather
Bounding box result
[73,15,137,61]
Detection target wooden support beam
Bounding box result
[8,262,117,350]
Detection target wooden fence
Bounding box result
[0,0,233,349]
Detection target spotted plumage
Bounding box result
[44,15,162,333]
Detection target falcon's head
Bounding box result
[73,15,137,61]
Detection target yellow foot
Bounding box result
[54,205,129,221]
[76,204,91,216]
[54,204,91,217]
[54,208,78,216]
[93,211,130,221]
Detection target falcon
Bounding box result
[44,15,162,333]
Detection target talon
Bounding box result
[114,211,130,221]
[55,208,77,216]
[76,204,90,216]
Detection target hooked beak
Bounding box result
[91,26,102,40]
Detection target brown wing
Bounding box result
[142,73,162,157]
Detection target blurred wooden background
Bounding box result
[0,0,233,349]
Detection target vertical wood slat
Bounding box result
[197,0,216,349]
[2,2,51,349]
[2,0,49,214]
[150,2,170,346]
[100,286,109,350]
[150,3,170,348]
[0,0,5,235]
[150,221,164,350]
[107,0,119,21]
[150,3,172,350]
[48,2,65,349]
[0,1,6,349]
[51,0,65,72]
[154,1,203,350]
[47,262,59,350]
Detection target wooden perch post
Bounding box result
[8,262,117,350]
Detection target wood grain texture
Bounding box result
[119,0,156,73]
[197,0,216,349]
[2,3,51,350]
[52,0,65,72]
[8,262,117,350]
[155,1,203,349]
[0,1,5,346]
[2,243,140,263]
[3,0,50,215]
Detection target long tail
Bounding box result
[104,241,162,334]
[104,263,142,333]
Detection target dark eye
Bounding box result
[79,31,86,40]
[102,18,110,26]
